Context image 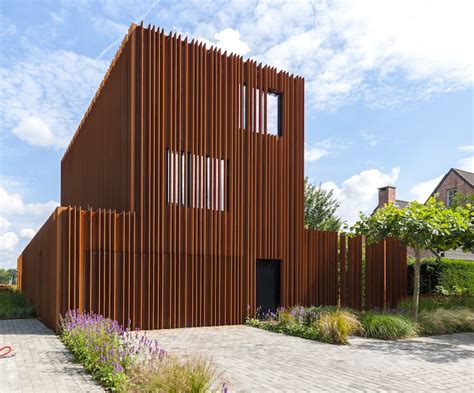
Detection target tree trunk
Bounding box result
[412,248,421,320]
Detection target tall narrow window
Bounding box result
[447,189,457,207]
[181,152,186,206]
[267,91,281,136]
[239,84,247,129]
[167,149,178,204]
[206,156,210,209]
[168,149,227,211]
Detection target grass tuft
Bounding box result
[317,310,362,344]
[419,307,474,335]
[0,287,35,319]
[129,355,220,393]
[359,313,418,340]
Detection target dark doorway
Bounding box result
[256,259,281,315]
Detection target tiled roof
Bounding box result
[453,168,474,187]
[394,200,409,209]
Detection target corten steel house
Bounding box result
[18,23,305,330]
[18,23,407,332]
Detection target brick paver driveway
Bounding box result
[0,319,102,392]
[149,325,474,392]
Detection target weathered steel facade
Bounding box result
[18,23,406,332]
[20,23,305,330]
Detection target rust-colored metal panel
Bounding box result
[18,23,406,331]
[304,231,407,310]
[19,23,305,331]
[366,237,408,309]
[18,207,136,332]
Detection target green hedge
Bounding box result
[407,258,474,296]
[437,259,474,296]
[0,287,35,319]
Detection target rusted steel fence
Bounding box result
[19,216,407,332]
[18,207,136,331]
[304,230,407,310]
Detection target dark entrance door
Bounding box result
[256,259,281,314]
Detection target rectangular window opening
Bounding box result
[169,149,227,211]
[267,91,282,136]
[447,189,457,207]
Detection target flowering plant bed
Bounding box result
[247,301,474,344]
[60,310,225,392]
[246,306,362,345]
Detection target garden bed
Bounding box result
[0,286,35,319]
[60,310,227,392]
[246,297,474,345]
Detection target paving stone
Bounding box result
[148,325,474,392]
[0,319,103,393]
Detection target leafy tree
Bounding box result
[351,197,473,319]
[0,268,17,285]
[304,177,344,231]
[450,192,474,209]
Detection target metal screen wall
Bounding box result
[304,230,407,310]
[18,207,135,331]
[18,24,406,333]
[20,23,305,331]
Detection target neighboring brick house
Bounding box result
[375,186,434,259]
[375,168,474,261]
[430,168,474,207]
[376,186,409,210]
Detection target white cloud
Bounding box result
[305,137,350,162]
[20,228,36,240]
[305,144,329,162]
[410,175,443,202]
[0,186,58,268]
[0,186,58,216]
[458,145,474,153]
[321,167,400,225]
[1,48,108,149]
[214,28,250,55]
[457,156,474,172]
[12,116,63,148]
[0,232,19,252]
[0,15,16,38]
[361,133,382,147]
[189,0,474,110]
[0,187,24,215]
[0,216,11,233]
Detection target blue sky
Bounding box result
[0,0,473,268]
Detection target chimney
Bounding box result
[378,186,396,209]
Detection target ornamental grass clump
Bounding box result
[359,312,419,340]
[60,310,166,391]
[128,355,220,393]
[418,308,474,335]
[0,287,35,319]
[316,310,362,344]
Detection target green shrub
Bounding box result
[407,258,474,296]
[419,308,474,335]
[246,307,360,344]
[61,311,225,392]
[398,295,474,314]
[436,259,474,296]
[129,356,220,393]
[317,310,362,344]
[0,288,34,319]
[407,258,442,295]
[359,312,418,340]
